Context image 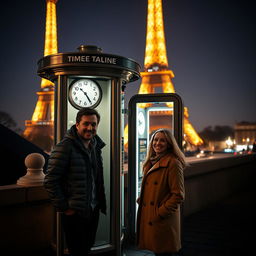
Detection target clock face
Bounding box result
[138,111,146,135]
[68,79,102,109]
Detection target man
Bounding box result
[44,108,106,256]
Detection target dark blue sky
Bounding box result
[0,0,255,132]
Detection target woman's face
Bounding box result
[152,132,169,155]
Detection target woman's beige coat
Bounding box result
[137,153,185,253]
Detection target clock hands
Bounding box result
[70,79,102,109]
[80,88,92,104]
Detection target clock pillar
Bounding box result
[37,45,140,256]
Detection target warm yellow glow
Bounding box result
[184,107,189,118]
[137,70,175,108]
[23,1,57,152]
[40,0,58,88]
[226,137,233,147]
[124,108,203,150]
[124,125,129,150]
[124,0,203,148]
[184,118,203,145]
[138,74,154,108]
[44,0,58,56]
[141,70,174,78]
[31,90,54,122]
[162,71,175,108]
[144,0,168,70]
[41,78,54,88]
[26,0,57,126]
[32,0,57,120]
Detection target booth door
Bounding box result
[127,93,183,242]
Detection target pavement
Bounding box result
[123,188,255,256]
[33,188,255,256]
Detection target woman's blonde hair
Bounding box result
[143,128,188,169]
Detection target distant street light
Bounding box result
[226,136,233,148]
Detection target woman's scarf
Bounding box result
[150,152,167,166]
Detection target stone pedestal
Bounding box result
[17,153,45,186]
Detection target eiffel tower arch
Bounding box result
[125,0,203,148]
[23,0,58,153]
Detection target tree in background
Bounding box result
[0,111,22,134]
[199,125,234,145]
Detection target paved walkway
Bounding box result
[34,189,255,256]
[124,188,255,256]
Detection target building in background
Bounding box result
[234,122,256,151]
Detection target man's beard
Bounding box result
[82,130,94,140]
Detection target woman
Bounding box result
[136,129,187,256]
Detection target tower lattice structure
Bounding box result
[135,0,203,146]
[23,0,58,153]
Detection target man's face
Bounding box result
[76,114,98,141]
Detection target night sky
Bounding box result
[0,0,255,132]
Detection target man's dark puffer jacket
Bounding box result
[44,125,107,215]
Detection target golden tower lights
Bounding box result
[23,0,58,152]
[125,0,203,147]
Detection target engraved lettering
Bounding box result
[67,55,117,64]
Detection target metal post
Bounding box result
[56,212,64,256]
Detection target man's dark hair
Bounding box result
[76,108,101,124]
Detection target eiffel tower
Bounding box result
[137,0,203,147]
[23,0,58,153]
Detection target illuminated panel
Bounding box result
[144,0,168,70]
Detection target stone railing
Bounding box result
[183,153,256,216]
[0,153,54,255]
